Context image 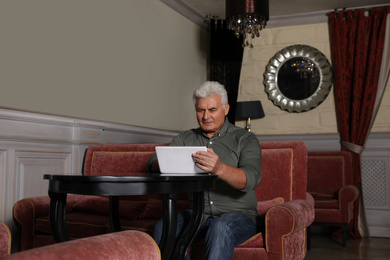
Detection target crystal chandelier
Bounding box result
[226,0,269,48]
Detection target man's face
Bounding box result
[195,95,229,138]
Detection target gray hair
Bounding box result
[193,81,228,107]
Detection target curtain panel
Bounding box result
[329,5,390,238]
[369,14,390,131]
[209,19,244,124]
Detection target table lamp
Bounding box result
[235,100,265,131]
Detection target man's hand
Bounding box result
[192,148,223,174]
[192,148,247,190]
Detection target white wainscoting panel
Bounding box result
[15,151,72,198]
[0,107,389,239]
[0,150,7,221]
[0,107,178,234]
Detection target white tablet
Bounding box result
[155,146,207,174]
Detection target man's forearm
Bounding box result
[215,163,247,190]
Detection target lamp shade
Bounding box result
[235,100,265,120]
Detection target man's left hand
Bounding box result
[193,148,247,190]
[192,148,222,174]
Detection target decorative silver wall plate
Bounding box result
[264,45,333,113]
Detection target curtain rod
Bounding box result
[328,4,390,15]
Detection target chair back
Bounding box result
[256,141,307,202]
[83,143,167,176]
[307,151,353,198]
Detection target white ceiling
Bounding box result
[183,0,390,19]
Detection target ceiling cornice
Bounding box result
[267,11,329,28]
[160,0,207,29]
[160,0,388,30]
[160,0,330,30]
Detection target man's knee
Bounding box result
[153,218,164,243]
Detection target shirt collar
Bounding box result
[200,117,230,139]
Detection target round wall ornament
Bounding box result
[263,44,333,113]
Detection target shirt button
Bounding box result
[210,201,214,205]
[209,141,213,144]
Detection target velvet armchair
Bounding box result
[307,151,359,247]
[0,221,11,257]
[0,230,160,260]
[190,141,315,260]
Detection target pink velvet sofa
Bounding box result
[0,230,160,260]
[13,141,314,260]
[0,221,11,257]
[13,143,182,250]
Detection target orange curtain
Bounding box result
[329,6,390,238]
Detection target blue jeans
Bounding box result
[153,209,257,260]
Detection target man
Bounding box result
[147,81,262,259]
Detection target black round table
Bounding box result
[44,173,217,260]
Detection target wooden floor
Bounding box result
[306,235,390,260]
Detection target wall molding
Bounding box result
[0,107,178,145]
[0,107,389,238]
[159,0,330,29]
[160,0,207,29]
[161,0,390,30]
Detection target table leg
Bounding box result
[48,191,70,242]
[173,191,204,260]
[160,193,177,260]
[109,196,121,232]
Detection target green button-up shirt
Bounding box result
[147,119,262,222]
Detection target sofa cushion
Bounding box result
[235,232,264,248]
[71,195,146,220]
[309,189,338,199]
[35,213,109,237]
[314,199,339,209]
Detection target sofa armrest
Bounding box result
[0,221,11,257]
[265,199,315,260]
[338,184,359,223]
[13,195,85,250]
[306,192,315,208]
[1,230,160,260]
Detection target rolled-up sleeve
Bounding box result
[239,135,262,192]
[146,134,182,172]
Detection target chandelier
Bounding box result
[226,0,269,48]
